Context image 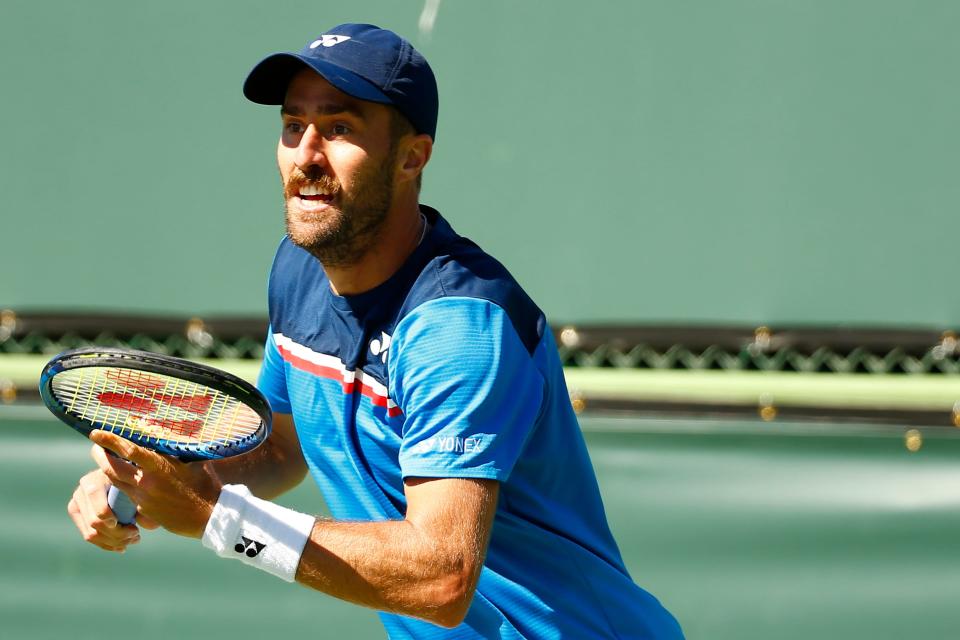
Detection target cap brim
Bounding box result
[243,53,393,106]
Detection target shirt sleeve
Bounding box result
[389,297,545,481]
[257,328,292,414]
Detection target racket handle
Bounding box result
[107,484,138,525]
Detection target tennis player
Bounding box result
[68,23,684,639]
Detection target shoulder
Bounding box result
[399,209,546,355]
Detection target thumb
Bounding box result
[135,512,162,530]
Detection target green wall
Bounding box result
[2,1,957,326]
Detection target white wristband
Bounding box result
[202,484,315,582]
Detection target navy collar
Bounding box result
[328,205,452,319]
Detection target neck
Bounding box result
[324,199,425,296]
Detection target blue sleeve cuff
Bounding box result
[257,329,292,415]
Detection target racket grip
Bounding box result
[107,484,138,525]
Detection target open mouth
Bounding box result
[297,183,334,204]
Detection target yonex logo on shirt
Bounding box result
[370,331,392,363]
[310,35,351,48]
[410,436,484,454]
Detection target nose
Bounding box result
[294,124,327,172]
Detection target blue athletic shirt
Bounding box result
[257,207,684,639]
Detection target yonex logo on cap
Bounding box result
[310,35,351,48]
[244,23,438,139]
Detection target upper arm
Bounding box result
[404,476,498,543]
[403,477,499,605]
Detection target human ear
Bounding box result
[398,134,433,184]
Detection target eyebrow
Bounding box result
[280,102,364,118]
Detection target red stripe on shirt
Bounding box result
[276,343,403,417]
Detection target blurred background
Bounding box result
[2,1,959,638]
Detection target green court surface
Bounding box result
[3,407,959,640]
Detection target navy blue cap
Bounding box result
[243,23,438,139]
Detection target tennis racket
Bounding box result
[40,347,272,525]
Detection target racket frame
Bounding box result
[39,347,272,462]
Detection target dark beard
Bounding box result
[283,146,396,267]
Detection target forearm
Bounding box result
[210,444,299,499]
[297,519,476,626]
[211,413,307,499]
[296,479,497,628]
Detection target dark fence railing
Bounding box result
[2,311,959,374]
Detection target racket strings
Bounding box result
[51,367,262,445]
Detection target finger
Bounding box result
[68,496,114,548]
[90,443,140,481]
[73,479,136,537]
[74,471,142,536]
[90,444,140,484]
[76,471,119,527]
[89,431,162,471]
[67,495,87,532]
[90,513,140,537]
[68,492,140,550]
[67,500,110,549]
[88,533,137,553]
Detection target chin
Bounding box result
[287,223,332,248]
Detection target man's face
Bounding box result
[278,69,398,266]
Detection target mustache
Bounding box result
[284,168,340,199]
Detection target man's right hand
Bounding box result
[66,466,158,553]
